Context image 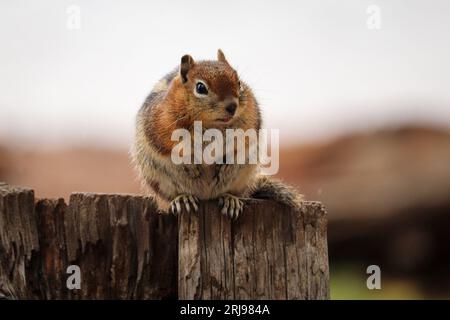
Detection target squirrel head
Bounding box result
[177,49,246,128]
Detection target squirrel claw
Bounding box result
[170,194,199,215]
[218,194,243,220]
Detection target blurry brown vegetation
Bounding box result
[1,125,449,298]
[277,126,450,297]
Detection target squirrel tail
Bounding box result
[248,176,304,210]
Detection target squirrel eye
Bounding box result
[195,82,208,95]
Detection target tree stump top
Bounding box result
[0,183,329,300]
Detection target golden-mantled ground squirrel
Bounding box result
[132,50,302,218]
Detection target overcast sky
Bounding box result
[1,0,449,148]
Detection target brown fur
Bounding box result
[132,50,300,214]
[142,58,260,157]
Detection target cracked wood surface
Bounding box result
[0,183,329,300]
[178,199,329,299]
[0,183,177,299]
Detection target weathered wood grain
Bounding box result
[178,199,330,300]
[0,183,177,299]
[0,183,38,299]
[0,183,329,300]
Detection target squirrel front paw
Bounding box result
[169,194,199,215]
[218,193,243,219]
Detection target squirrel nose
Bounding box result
[225,102,237,116]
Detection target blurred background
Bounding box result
[1,0,450,299]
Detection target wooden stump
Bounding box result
[178,200,329,299]
[0,183,177,299]
[0,183,38,299]
[0,183,329,300]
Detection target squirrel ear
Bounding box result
[217,49,229,64]
[180,54,195,83]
